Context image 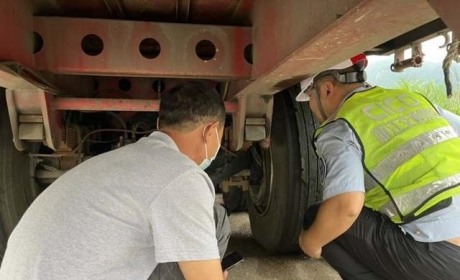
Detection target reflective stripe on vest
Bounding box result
[314,87,460,223]
[380,173,460,219]
[371,126,458,182]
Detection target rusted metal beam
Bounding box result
[33,17,252,79]
[251,0,359,80]
[428,0,460,39]
[229,0,439,150]
[242,0,439,97]
[0,0,34,67]
[53,98,160,112]
[53,97,239,113]
[0,66,39,90]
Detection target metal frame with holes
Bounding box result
[33,17,253,79]
[1,0,460,152]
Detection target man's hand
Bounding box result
[299,230,322,258]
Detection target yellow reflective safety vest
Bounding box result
[314,87,460,224]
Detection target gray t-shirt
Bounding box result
[0,132,220,280]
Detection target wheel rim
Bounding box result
[249,145,274,215]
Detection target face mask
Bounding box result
[199,127,220,170]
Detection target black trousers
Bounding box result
[304,205,460,280]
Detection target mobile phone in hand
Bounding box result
[221,251,244,271]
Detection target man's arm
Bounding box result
[300,121,366,257]
[179,260,226,280]
[299,192,365,258]
[149,170,223,276]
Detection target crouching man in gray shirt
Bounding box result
[0,83,231,280]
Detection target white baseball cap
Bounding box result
[296,54,368,102]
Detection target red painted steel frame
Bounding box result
[428,0,460,39]
[239,0,439,98]
[0,0,34,67]
[231,0,439,150]
[33,17,252,79]
[53,98,238,113]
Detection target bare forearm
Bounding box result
[300,192,364,251]
[179,259,225,280]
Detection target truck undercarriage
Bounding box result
[1,0,459,257]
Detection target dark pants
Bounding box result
[148,204,230,280]
[304,204,460,280]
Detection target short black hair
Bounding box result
[158,82,226,131]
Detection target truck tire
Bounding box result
[0,91,34,262]
[248,85,321,253]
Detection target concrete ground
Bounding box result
[226,212,341,280]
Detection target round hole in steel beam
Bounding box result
[81,34,104,56]
[118,78,132,92]
[196,40,216,61]
[139,38,161,59]
[152,80,165,93]
[32,32,44,54]
[244,44,253,64]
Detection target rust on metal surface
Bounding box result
[0,0,35,67]
[39,91,62,150]
[231,0,439,150]
[428,0,460,39]
[53,98,161,112]
[53,97,239,113]
[242,0,439,97]
[1,0,444,154]
[251,0,361,79]
[33,17,252,79]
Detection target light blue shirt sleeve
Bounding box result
[435,105,460,133]
[315,120,365,201]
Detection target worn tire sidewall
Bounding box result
[0,91,30,260]
[248,89,307,253]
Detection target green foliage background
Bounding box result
[395,78,460,115]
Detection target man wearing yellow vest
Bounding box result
[297,54,460,280]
